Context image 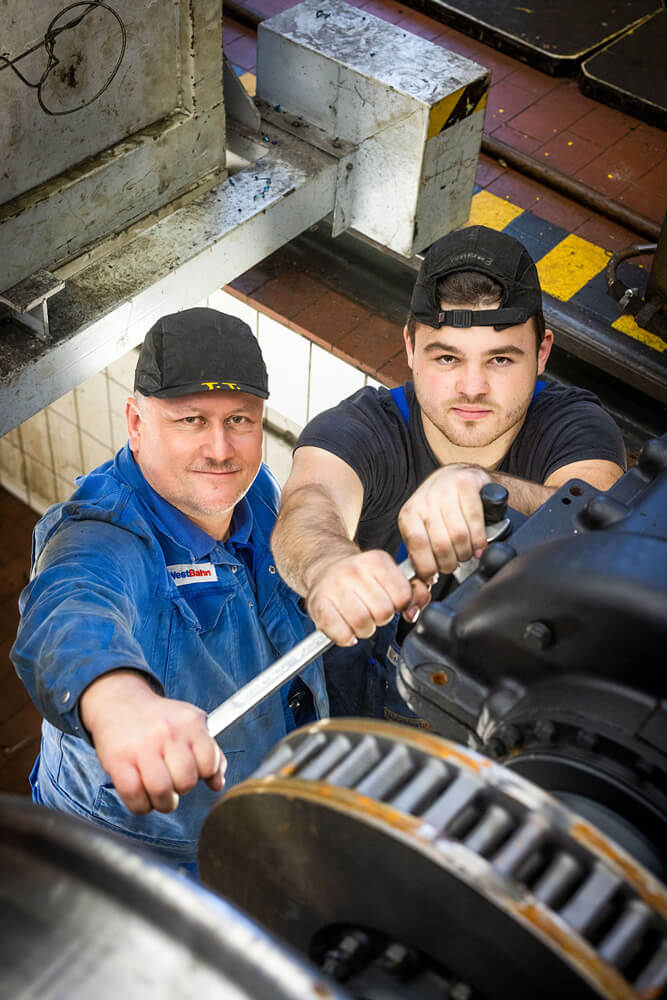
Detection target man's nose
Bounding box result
[456,364,489,398]
[201,424,235,461]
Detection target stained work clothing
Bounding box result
[12,444,327,866]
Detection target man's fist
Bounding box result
[398,464,492,579]
[306,550,430,646]
[80,670,226,814]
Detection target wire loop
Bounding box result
[0,2,126,116]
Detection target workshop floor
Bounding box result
[225,0,667,230]
[0,489,41,795]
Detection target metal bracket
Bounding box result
[0,269,65,342]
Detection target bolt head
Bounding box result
[523,621,553,650]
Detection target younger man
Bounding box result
[272,226,626,720]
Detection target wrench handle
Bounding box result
[206,557,415,738]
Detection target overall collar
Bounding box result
[116,443,256,560]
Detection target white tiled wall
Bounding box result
[0,292,385,512]
[309,343,365,420]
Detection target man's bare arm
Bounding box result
[489,470,555,516]
[398,458,625,580]
[492,458,624,518]
[544,459,624,492]
[272,447,430,645]
[271,447,364,596]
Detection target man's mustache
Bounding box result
[187,461,243,473]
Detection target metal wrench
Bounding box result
[207,485,511,737]
[207,556,416,738]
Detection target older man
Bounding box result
[12,308,327,873]
[272,226,626,722]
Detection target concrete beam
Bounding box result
[0,120,338,437]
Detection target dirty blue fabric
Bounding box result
[12,444,327,867]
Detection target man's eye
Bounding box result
[228,415,248,426]
[436,355,458,365]
[181,415,202,424]
[491,356,513,366]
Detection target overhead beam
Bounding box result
[0,121,338,438]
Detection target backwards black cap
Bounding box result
[410,225,543,330]
[134,307,269,400]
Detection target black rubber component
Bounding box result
[401,0,661,76]
[580,9,667,129]
[480,482,508,523]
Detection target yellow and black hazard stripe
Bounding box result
[467,189,665,355]
[427,75,490,140]
[235,71,663,356]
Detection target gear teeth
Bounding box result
[256,721,667,994]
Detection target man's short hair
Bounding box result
[406,225,545,349]
[406,269,546,347]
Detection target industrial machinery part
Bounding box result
[199,718,667,998]
[256,0,489,258]
[606,213,667,338]
[0,794,348,1000]
[199,434,667,998]
[398,432,667,887]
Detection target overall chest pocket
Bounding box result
[169,583,237,634]
[161,584,239,705]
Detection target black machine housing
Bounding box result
[398,433,667,881]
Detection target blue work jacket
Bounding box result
[12,444,328,865]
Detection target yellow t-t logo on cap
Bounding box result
[200,381,241,391]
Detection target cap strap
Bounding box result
[437,308,530,328]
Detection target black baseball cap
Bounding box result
[410,225,543,330]
[134,308,269,400]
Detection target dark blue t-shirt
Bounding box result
[296,380,626,558]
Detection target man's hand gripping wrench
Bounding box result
[207,484,510,738]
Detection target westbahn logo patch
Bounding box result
[168,562,217,586]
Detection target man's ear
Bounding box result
[126,396,142,451]
[537,328,554,376]
[403,326,414,369]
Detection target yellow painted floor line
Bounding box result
[239,72,256,96]
[612,314,667,353]
[536,233,611,301]
[466,189,524,231]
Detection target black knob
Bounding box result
[581,495,628,530]
[638,438,667,479]
[481,482,508,523]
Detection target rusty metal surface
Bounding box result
[201,718,667,999]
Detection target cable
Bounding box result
[0,2,126,116]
